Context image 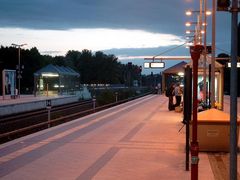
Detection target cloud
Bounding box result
[0,0,188,35]
[0,27,185,56]
[0,0,232,61]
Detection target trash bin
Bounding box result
[190,108,240,152]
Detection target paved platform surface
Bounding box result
[0,95,238,179]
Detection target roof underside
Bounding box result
[34,64,80,76]
[163,61,187,74]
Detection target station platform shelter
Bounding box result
[162,60,224,109]
[34,64,80,96]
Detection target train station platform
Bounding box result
[0,95,239,179]
[0,95,81,116]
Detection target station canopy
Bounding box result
[34,64,79,77]
[163,61,187,74]
[34,64,80,95]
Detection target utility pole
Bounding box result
[11,43,27,98]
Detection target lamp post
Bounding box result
[185,10,211,16]
[210,0,216,108]
[11,43,27,98]
[202,0,208,103]
[190,44,204,180]
[186,7,211,104]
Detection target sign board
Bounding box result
[46,99,52,109]
[150,62,165,68]
[144,62,150,68]
[227,62,240,68]
[144,62,165,69]
[2,69,16,100]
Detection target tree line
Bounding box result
[0,46,143,94]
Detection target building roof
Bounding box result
[163,61,187,74]
[34,64,80,76]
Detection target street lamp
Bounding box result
[185,22,206,27]
[185,10,212,16]
[11,43,27,98]
[186,3,211,103]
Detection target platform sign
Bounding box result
[144,62,150,68]
[150,62,165,68]
[227,62,240,68]
[46,99,52,128]
[144,62,165,69]
[46,99,52,109]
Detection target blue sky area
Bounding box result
[0,0,232,74]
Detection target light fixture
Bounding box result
[178,72,184,76]
[227,62,240,68]
[186,10,212,16]
[42,73,59,77]
[185,22,192,27]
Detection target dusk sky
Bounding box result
[0,0,232,74]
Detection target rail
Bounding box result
[0,92,152,143]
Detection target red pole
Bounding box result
[190,45,204,180]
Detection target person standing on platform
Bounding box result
[174,82,182,107]
[166,83,175,111]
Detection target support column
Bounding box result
[190,45,204,180]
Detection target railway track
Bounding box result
[0,99,94,143]
[0,92,151,144]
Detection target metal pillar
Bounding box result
[190,45,204,180]
[230,0,238,179]
[184,65,192,171]
[210,0,216,107]
[203,0,207,102]
[17,47,21,97]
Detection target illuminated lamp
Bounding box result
[42,73,59,77]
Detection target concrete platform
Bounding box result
[0,95,219,179]
[0,95,81,116]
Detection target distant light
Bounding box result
[178,72,184,76]
[186,30,191,34]
[42,73,59,77]
[227,62,240,68]
[201,30,205,34]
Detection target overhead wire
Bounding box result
[152,41,190,59]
